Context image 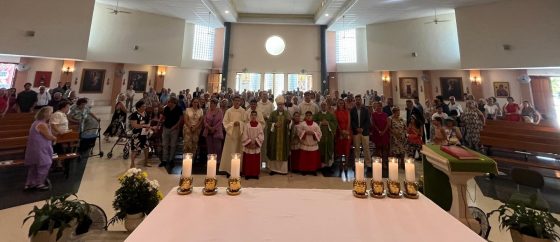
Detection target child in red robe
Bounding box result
[298,111,322,175]
[242,111,264,179]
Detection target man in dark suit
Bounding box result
[405,100,424,125]
[350,95,371,166]
[383,97,394,116]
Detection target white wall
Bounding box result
[0,0,94,59]
[72,62,117,103]
[20,58,64,91]
[227,23,321,90]
[87,3,184,66]
[164,67,209,93]
[429,69,471,100]
[392,70,425,108]
[456,0,560,69]
[480,69,525,104]
[337,72,382,96]
[122,64,157,93]
[367,13,461,71]
[181,23,214,69]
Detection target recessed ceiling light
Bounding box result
[225,10,229,14]
[325,13,329,16]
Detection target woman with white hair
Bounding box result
[24,106,57,191]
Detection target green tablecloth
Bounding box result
[422,145,497,211]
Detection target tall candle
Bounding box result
[372,157,382,181]
[355,158,365,181]
[231,153,241,178]
[207,156,217,178]
[405,158,416,182]
[388,157,399,181]
[182,153,193,178]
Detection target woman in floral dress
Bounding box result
[389,107,406,160]
[461,101,485,150]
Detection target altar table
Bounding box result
[126,187,484,242]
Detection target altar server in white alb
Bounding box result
[220,95,246,176]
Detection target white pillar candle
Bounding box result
[388,157,399,181]
[355,158,365,181]
[405,158,416,182]
[231,153,241,178]
[207,156,217,178]
[372,157,382,181]
[182,153,193,178]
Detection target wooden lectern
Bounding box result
[421,145,497,233]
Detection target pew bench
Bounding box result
[480,120,560,176]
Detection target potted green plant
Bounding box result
[488,199,560,242]
[23,194,89,242]
[108,168,162,232]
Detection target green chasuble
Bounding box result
[267,110,291,162]
[314,111,338,166]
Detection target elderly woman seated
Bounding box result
[68,98,101,141]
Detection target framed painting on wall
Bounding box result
[439,77,464,101]
[128,71,148,93]
[80,69,105,93]
[398,77,419,99]
[33,71,52,87]
[493,82,510,98]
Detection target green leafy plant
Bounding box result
[108,168,162,226]
[488,198,560,241]
[23,194,89,241]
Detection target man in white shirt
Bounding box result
[299,91,319,115]
[36,86,51,109]
[448,96,463,117]
[257,92,274,121]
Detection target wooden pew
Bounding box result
[0,132,82,178]
[480,120,560,175]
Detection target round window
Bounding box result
[265,36,285,56]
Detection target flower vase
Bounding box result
[124,213,145,232]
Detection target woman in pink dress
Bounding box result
[371,102,390,163]
[24,107,57,191]
[503,97,521,122]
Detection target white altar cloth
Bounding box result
[126,187,484,242]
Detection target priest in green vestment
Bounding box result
[267,96,291,175]
[314,102,338,168]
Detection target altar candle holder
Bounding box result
[227,153,242,196]
[177,153,193,195]
[353,158,368,198]
[203,154,218,196]
[369,157,386,198]
[387,157,402,198]
[403,158,419,199]
[177,177,193,195]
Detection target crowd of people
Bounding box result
[1,81,545,187]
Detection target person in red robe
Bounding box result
[242,111,264,179]
[334,99,351,169]
[298,111,322,175]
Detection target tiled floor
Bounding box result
[1,137,559,242]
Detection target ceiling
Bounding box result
[96,0,503,29]
[233,0,322,15]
